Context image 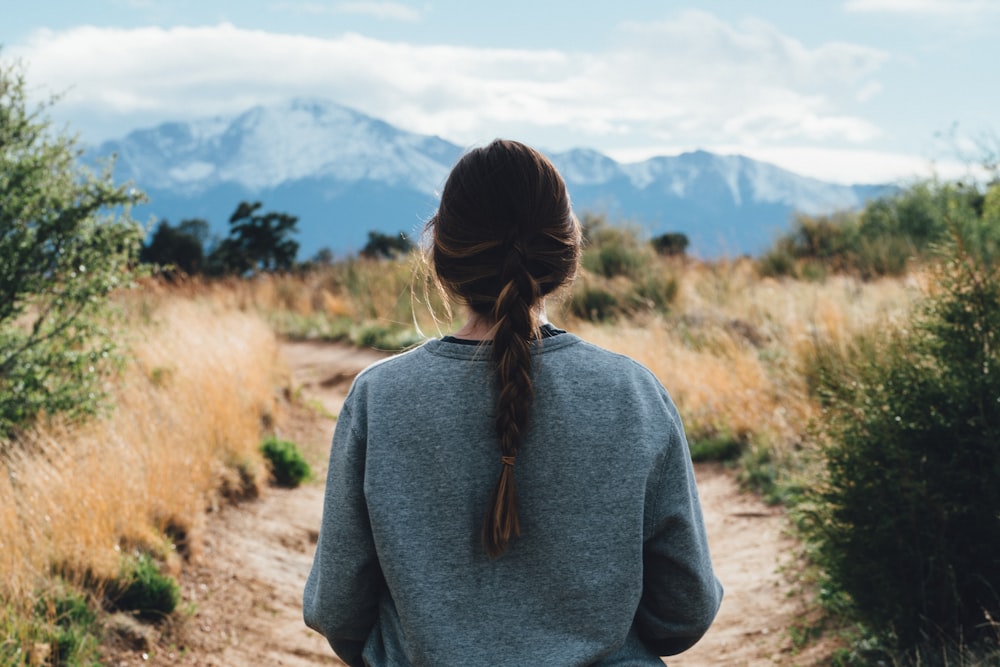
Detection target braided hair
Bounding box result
[429,139,580,557]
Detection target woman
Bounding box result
[303,139,723,666]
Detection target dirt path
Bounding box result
[111,341,828,667]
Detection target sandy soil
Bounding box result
[105,340,831,667]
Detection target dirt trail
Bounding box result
[112,340,826,667]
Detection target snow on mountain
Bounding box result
[100,98,461,194]
[95,99,887,257]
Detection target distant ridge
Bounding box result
[95,98,888,258]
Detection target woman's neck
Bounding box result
[451,305,551,341]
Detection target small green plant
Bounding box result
[260,437,312,488]
[110,554,180,620]
[352,322,420,350]
[689,433,743,463]
[7,585,105,667]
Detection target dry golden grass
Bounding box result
[562,258,923,466]
[0,252,930,660]
[0,284,282,629]
[225,253,922,471]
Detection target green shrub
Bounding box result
[49,591,100,666]
[0,59,145,437]
[627,272,678,313]
[580,217,651,280]
[567,282,619,322]
[756,182,987,280]
[5,586,104,667]
[801,242,1000,657]
[757,245,798,278]
[689,433,743,463]
[110,554,180,619]
[351,322,423,351]
[260,437,312,488]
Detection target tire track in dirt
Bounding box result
[110,340,826,666]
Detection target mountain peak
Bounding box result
[95,99,887,257]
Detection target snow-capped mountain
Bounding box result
[96,98,887,258]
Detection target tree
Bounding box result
[0,58,145,436]
[650,232,689,257]
[140,218,208,275]
[360,230,413,259]
[207,201,299,275]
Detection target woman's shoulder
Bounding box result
[350,341,432,384]
[557,335,662,377]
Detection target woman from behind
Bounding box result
[304,139,722,666]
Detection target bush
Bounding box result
[757,245,798,278]
[628,272,678,313]
[0,58,145,437]
[109,554,180,619]
[567,281,620,322]
[756,182,987,280]
[260,437,311,488]
[581,226,650,280]
[2,586,102,666]
[801,241,1000,656]
[689,433,744,463]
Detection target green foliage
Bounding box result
[109,554,180,620]
[140,218,208,275]
[570,215,680,321]
[352,322,423,350]
[756,245,797,278]
[260,436,311,488]
[689,432,743,463]
[581,219,650,279]
[757,181,992,279]
[801,241,1000,655]
[567,280,620,322]
[0,58,145,437]
[45,589,100,666]
[0,585,101,666]
[360,230,413,259]
[208,201,299,275]
[628,272,679,312]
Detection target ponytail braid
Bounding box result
[482,246,540,557]
[428,139,581,558]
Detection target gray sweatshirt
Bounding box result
[303,333,723,666]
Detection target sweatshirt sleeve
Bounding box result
[303,397,384,667]
[635,397,724,656]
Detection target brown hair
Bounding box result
[428,139,580,557]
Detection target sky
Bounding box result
[1,0,998,185]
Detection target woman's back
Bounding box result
[304,333,722,666]
[304,139,721,666]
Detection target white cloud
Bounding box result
[855,81,883,102]
[843,0,1000,14]
[334,2,423,21]
[270,2,423,20]
[7,12,890,168]
[607,144,981,185]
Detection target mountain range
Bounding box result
[94,98,888,259]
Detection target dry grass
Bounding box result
[223,253,922,470]
[0,284,283,643]
[0,252,931,661]
[560,258,923,471]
